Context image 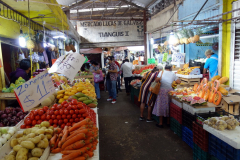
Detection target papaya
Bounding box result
[78,97,89,102]
[75,92,87,98]
[68,95,78,101]
[83,100,93,105]
[88,103,97,108]
[92,101,98,105]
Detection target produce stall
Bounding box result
[166,75,240,160]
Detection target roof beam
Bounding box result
[101,0,111,19]
[63,0,90,12]
[120,0,145,10]
[90,2,94,19]
[146,0,158,8]
[122,5,131,16]
[112,2,122,16]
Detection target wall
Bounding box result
[147,4,178,36]
[77,20,144,45]
[178,0,220,20]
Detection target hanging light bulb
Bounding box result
[168,32,175,45]
[151,38,154,44]
[19,29,26,48]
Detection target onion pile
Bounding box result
[0,108,28,126]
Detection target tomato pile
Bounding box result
[21,99,96,129]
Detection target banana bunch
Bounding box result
[172,81,178,89]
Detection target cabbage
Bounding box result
[1,127,9,134]
[0,137,7,144]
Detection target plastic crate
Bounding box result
[209,134,240,160]
[170,117,182,138]
[193,122,209,152]
[193,143,209,160]
[182,110,195,131]
[196,110,238,126]
[182,125,193,149]
[152,114,159,123]
[134,96,140,107]
[170,102,182,124]
[134,88,140,97]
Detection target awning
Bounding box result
[80,48,103,54]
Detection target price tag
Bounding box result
[48,53,86,81]
[14,70,55,111]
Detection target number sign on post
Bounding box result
[48,53,86,81]
[14,70,55,111]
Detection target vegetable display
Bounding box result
[49,118,98,160]
[204,115,239,131]
[4,121,53,160]
[2,77,25,93]
[0,108,28,127]
[133,65,155,75]
[21,100,96,129]
[0,127,17,148]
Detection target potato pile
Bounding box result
[204,115,240,131]
[5,121,53,160]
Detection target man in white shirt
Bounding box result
[120,59,135,95]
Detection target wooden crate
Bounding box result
[179,77,200,86]
[75,75,94,85]
[221,96,240,115]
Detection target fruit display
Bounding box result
[0,108,28,127]
[133,65,155,75]
[56,81,97,104]
[51,73,71,87]
[170,76,230,107]
[21,99,97,129]
[2,77,26,93]
[49,118,98,160]
[177,66,200,75]
[40,94,56,107]
[79,71,93,76]
[130,79,141,88]
[33,69,47,77]
[204,115,239,131]
[0,127,17,147]
[172,81,178,89]
[5,121,53,160]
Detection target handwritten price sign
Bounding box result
[48,53,86,81]
[14,70,55,111]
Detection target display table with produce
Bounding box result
[74,75,94,86]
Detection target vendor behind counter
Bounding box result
[203,49,218,80]
[9,59,31,84]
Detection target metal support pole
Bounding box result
[144,10,147,65]
[191,0,209,24]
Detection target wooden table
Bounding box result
[179,77,201,86]
[0,92,17,110]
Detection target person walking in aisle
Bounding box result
[113,57,122,92]
[106,56,118,104]
[139,64,163,122]
[120,59,135,95]
[152,64,181,128]
[89,61,101,100]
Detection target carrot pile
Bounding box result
[50,118,99,160]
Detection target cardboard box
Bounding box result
[221,95,240,115]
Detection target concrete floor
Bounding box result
[98,90,193,160]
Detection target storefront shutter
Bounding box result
[233,23,240,90]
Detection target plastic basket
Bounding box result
[170,102,182,124]
[196,110,239,126]
[170,117,182,138]
[182,110,196,131]
[193,143,209,160]
[209,134,240,160]
[182,125,193,149]
[193,122,208,152]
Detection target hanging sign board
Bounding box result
[158,54,163,63]
[172,53,185,64]
[162,53,168,62]
[14,70,55,111]
[48,53,86,81]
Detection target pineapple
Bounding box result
[188,30,195,43]
[181,29,189,44]
[26,39,35,50]
[65,39,71,52]
[193,28,202,43]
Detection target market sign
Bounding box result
[14,70,55,111]
[48,53,86,81]
[78,20,144,43]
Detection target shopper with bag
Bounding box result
[152,64,181,128]
[89,61,102,100]
[139,64,163,122]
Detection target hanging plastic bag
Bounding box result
[17,53,25,63]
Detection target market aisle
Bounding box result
[98,91,193,160]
